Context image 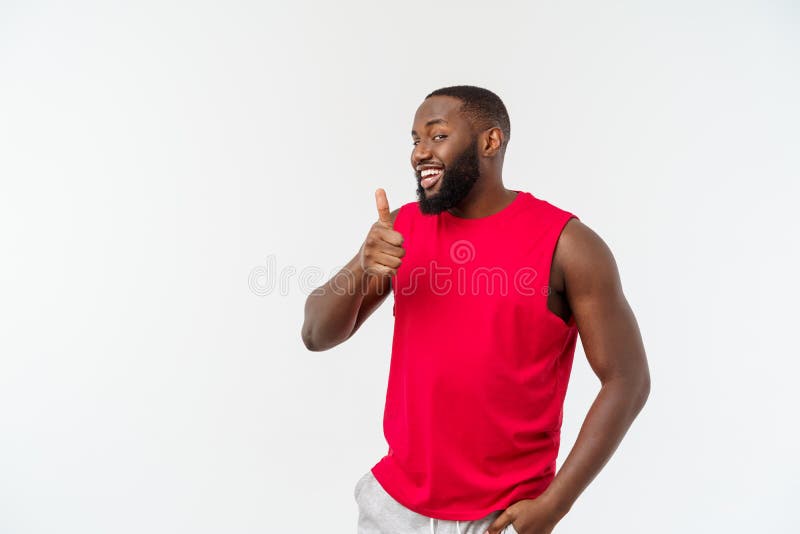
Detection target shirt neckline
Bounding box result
[440,190,527,225]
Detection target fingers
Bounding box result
[365,234,405,258]
[375,188,392,228]
[372,250,403,269]
[361,239,404,279]
[363,251,400,278]
[362,242,404,271]
[376,227,404,247]
[485,511,515,534]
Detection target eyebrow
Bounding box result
[411,118,449,136]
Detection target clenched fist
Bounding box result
[359,188,406,278]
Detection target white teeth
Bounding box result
[421,168,442,177]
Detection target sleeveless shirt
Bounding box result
[369,190,580,520]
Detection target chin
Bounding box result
[417,198,447,215]
[421,188,439,198]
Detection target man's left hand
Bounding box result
[484,495,564,534]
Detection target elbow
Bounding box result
[301,321,337,352]
[302,335,324,352]
[302,335,318,352]
[604,367,650,411]
[633,369,651,410]
[627,352,651,409]
[301,322,321,352]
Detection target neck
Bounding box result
[446,178,517,219]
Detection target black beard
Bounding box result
[416,138,480,215]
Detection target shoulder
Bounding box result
[554,218,621,295]
[559,218,608,257]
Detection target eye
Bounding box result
[412,134,447,146]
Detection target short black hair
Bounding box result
[425,85,511,153]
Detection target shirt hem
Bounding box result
[370,464,551,521]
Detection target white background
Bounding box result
[1,1,798,532]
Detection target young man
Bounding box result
[302,85,650,534]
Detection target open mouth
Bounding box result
[419,167,443,190]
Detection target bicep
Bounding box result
[558,220,646,384]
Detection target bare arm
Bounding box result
[301,203,403,352]
[539,219,651,518]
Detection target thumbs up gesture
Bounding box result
[359,188,406,278]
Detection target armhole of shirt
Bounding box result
[542,211,580,327]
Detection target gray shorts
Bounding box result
[354,469,519,534]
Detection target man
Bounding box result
[302,85,650,534]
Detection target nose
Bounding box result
[411,141,433,168]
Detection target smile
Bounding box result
[420,168,443,189]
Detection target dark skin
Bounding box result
[302,96,650,534]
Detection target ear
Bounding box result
[480,126,505,157]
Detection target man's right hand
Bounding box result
[359,188,405,278]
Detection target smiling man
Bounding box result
[302,85,650,534]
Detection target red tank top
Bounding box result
[370,190,580,520]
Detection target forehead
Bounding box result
[411,95,469,133]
